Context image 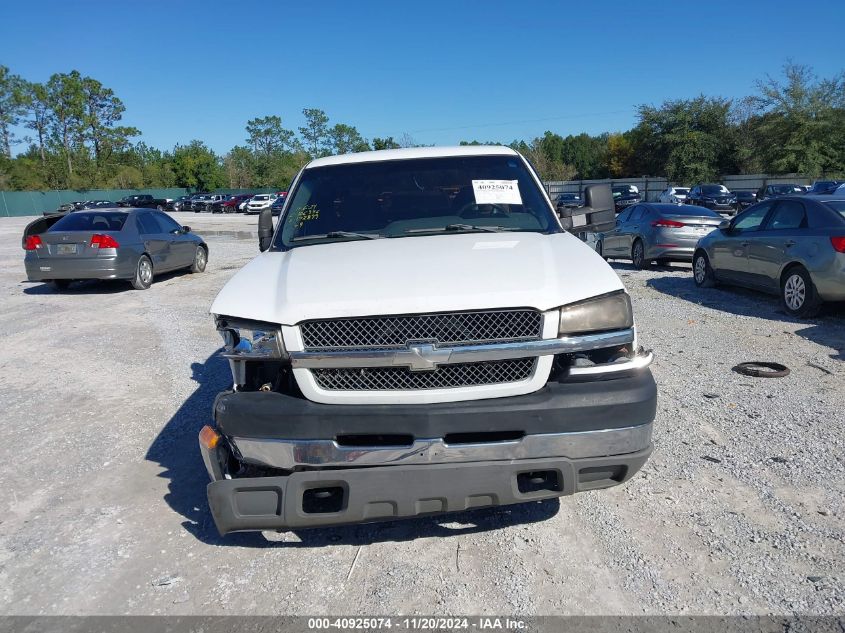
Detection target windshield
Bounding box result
[253,195,269,201]
[702,185,729,195]
[772,185,802,194]
[674,188,689,195]
[48,212,128,231]
[612,186,637,198]
[657,205,721,217]
[276,155,556,248]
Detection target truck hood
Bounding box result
[210,231,625,325]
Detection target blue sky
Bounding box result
[4,0,844,154]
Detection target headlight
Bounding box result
[558,291,634,335]
[215,316,286,359]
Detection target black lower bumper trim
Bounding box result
[214,369,656,440]
[207,447,652,534]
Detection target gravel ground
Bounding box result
[0,212,842,616]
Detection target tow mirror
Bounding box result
[557,184,616,234]
[258,208,274,252]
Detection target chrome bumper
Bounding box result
[228,423,653,471]
[289,328,636,369]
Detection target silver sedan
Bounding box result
[23,208,208,291]
[692,196,845,317]
[600,203,723,268]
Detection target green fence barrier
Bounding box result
[0,187,281,217]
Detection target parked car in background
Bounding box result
[245,193,278,214]
[190,194,212,212]
[692,195,845,317]
[756,184,805,201]
[555,193,582,210]
[612,185,641,212]
[217,193,253,213]
[56,201,86,213]
[269,193,287,216]
[167,195,193,212]
[686,184,737,213]
[733,190,757,213]
[657,186,689,204]
[807,181,843,195]
[601,203,723,268]
[116,194,168,210]
[22,208,208,291]
[186,194,209,211]
[237,196,253,212]
[45,201,112,216]
[209,195,235,213]
[197,194,228,213]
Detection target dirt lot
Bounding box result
[0,212,842,616]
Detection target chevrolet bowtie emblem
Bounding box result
[392,343,451,372]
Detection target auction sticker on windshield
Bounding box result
[472,180,522,205]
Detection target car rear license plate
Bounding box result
[57,244,78,255]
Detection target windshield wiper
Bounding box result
[403,224,508,235]
[292,231,382,242]
[445,223,507,233]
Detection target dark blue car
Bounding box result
[270,193,287,216]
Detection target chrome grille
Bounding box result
[312,358,536,391]
[300,310,542,351]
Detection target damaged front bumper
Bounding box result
[200,368,657,534]
[205,449,652,533]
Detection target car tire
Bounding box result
[693,251,716,288]
[51,279,71,291]
[190,245,208,273]
[631,239,650,270]
[131,255,154,290]
[781,266,821,318]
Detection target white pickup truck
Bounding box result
[200,146,656,534]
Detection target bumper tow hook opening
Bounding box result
[517,470,562,494]
[732,362,790,378]
[303,486,345,514]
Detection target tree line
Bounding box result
[0,62,843,192]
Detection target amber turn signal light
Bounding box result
[199,425,220,449]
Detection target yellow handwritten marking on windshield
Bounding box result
[295,204,320,228]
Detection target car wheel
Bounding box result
[631,239,649,269]
[781,266,821,318]
[190,245,208,273]
[693,251,716,288]
[131,255,153,290]
[51,279,71,291]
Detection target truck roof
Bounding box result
[306,145,519,169]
